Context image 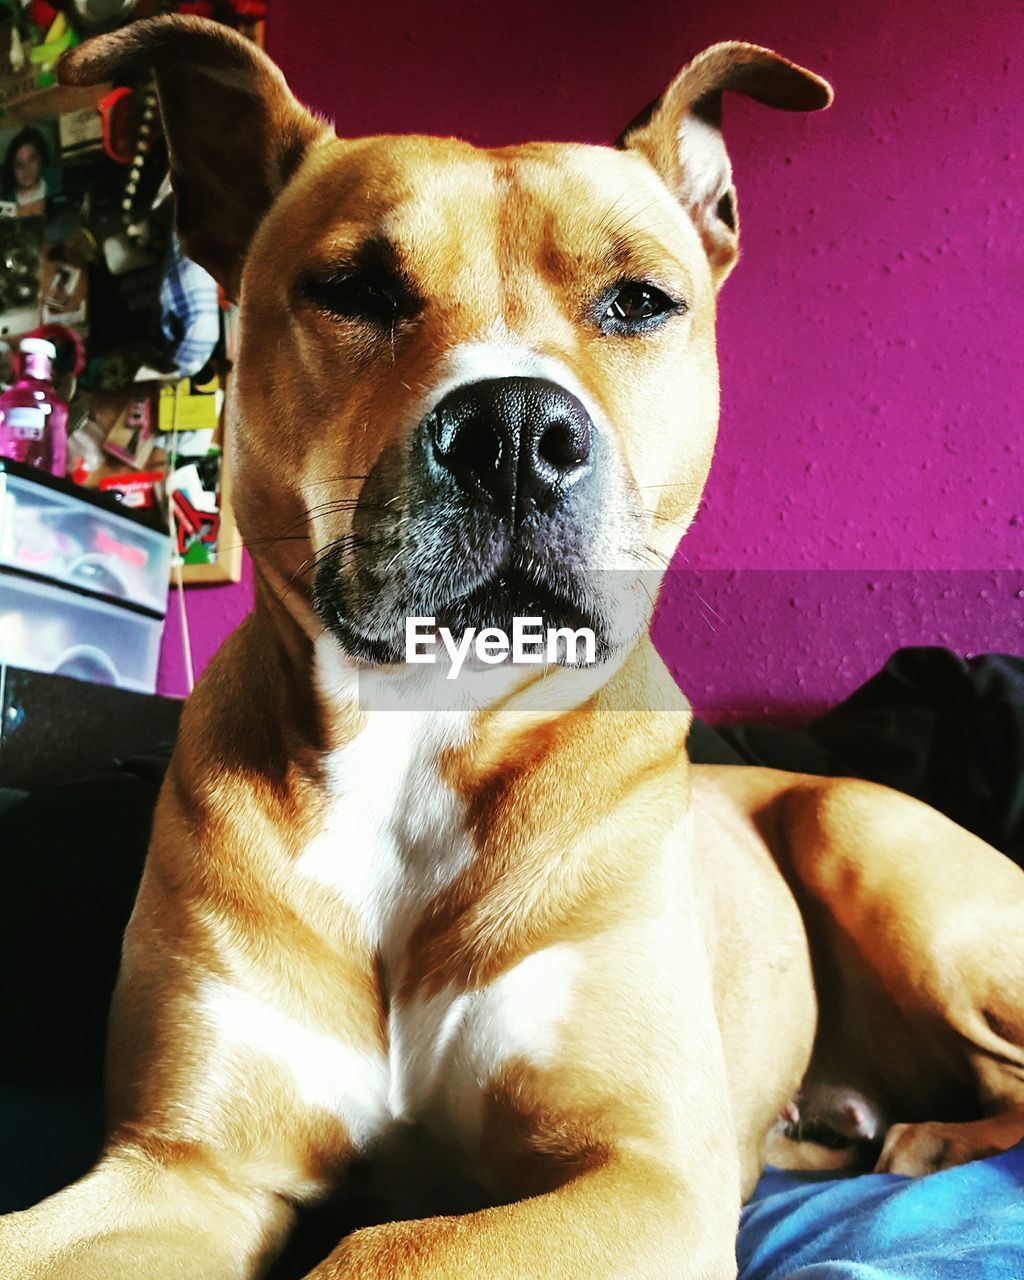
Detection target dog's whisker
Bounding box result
[694,591,721,621]
[296,473,371,491]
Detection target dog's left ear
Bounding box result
[59,15,327,299]
[618,43,832,288]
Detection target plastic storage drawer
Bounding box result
[0,464,170,613]
[0,572,163,692]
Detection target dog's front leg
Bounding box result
[308,1151,738,1280]
[1,625,390,1279]
[0,1149,295,1280]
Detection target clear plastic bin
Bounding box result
[0,572,163,692]
[0,468,170,613]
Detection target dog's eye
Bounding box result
[599,281,684,335]
[303,270,406,326]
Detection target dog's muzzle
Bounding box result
[312,373,651,667]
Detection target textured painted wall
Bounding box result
[157,0,1024,718]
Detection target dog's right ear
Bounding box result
[618,43,832,289]
[59,15,326,299]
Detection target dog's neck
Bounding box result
[248,558,684,758]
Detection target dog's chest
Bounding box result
[293,709,578,1182]
[297,708,474,948]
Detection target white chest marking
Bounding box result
[196,979,388,1147]
[295,638,475,956]
[194,946,578,1165]
[281,640,579,1163]
[389,943,580,1133]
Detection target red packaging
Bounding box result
[98,470,163,510]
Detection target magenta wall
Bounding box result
[157,0,1024,718]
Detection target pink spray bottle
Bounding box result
[0,336,69,477]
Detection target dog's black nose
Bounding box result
[430,377,593,516]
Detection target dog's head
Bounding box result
[62,19,830,667]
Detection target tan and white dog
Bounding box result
[3,17,1024,1280]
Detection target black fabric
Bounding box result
[0,762,165,1094]
[0,753,168,1211]
[687,648,1024,867]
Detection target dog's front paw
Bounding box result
[874,1115,1021,1175]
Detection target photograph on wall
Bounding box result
[0,116,80,242]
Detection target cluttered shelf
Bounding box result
[0,3,265,694]
[0,2,264,586]
[2,79,108,126]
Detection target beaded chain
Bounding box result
[120,0,172,245]
[120,75,159,244]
